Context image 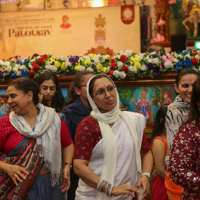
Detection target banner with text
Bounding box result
[0,5,141,59]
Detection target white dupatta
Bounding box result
[86,74,142,200]
[9,103,62,186]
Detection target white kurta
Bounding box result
[75,111,145,200]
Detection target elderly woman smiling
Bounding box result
[74,74,153,200]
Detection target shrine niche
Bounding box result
[155,0,170,43]
[152,0,200,47]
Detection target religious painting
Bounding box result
[0,90,11,118]
[60,15,71,29]
[85,15,115,57]
[0,5,141,60]
[169,0,200,39]
[117,85,176,126]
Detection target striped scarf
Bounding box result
[165,95,189,167]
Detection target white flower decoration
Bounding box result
[124,50,132,57]
[173,58,179,63]
[79,65,86,71]
[16,71,22,76]
[119,71,126,79]
[184,54,191,60]
[128,66,137,73]
[141,65,148,71]
[164,61,174,68]
[86,67,94,72]
[113,70,120,78]
[45,65,51,70]
[59,56,66,61]
[83,55,91,61]
[5,66,12,72]
[50,65,57,72]
[152,58,159,64]
[20,65,26,70]
[117,61,123,69]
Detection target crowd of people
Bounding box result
[0,66,199,200]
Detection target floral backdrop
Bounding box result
[0,49,200,81]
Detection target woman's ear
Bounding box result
[27,91,33,99]
[160,118,164,123]
[174,83,179,94]
[74,87,81,95]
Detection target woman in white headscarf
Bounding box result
[73,74,153,200]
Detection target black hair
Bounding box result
[8,78,40,105]
[175,68,198,86]
[36,71,65,112]
[150,105,168,142]
[185,75,200,125]
[65,71,95,106]
[146,44,165,54]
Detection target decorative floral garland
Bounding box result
[0,49,199,81]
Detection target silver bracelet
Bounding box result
[106,183,113,197]
[97,179,106,192]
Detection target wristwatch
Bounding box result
[141,172,151,181]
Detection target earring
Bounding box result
[28,99,31,103]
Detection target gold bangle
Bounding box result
[64,162,72,169]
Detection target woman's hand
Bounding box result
[38,93,43,103]
[136,176,150,200]
[60,165,71,193]
[4,163,29,186]
[111,184,140,197]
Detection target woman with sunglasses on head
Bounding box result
[36,72,74,196]
[168,75,200,199]
[73,74,153,200]
[165,68,198,200]
[0,78,72,200]
[62,71,95,200]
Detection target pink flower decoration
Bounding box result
[159,62,162,71]
[11,58,17,62]
[162,55,174,63]
[165,59,170,63]
[168,55,174,61]
[161,55,167,60]
[18,56,25,61]
[157,19,166,26]
[153,33,165,43]
[168,0,177,4]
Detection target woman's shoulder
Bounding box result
[153,136,167,144]
[78,115,99,127]
[181,120,199,133]
[123,111,145,121]
[0,116,12,127]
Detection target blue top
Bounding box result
[62,98,92,142]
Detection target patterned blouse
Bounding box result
[74,116,150,161]
[168,120,200,199]
[0,116,72,154]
